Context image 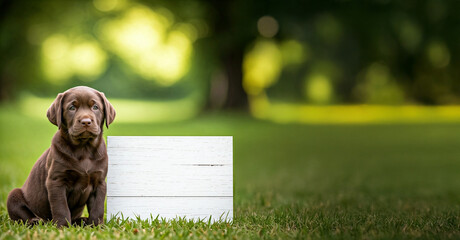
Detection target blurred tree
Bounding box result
[0,0,28,100]
[204,1,255,109]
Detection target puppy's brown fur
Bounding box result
[7,86,115,227]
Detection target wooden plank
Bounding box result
[106,136,233,222]
[108,136,232,165]
[107,196,233,222]
[107,164,232,197]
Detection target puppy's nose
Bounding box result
[80,118,92,126]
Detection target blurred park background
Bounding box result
[1,0,460,122]
[1,0,460,238]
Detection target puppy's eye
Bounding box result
[92,105,99,110]
[69,105,76,111]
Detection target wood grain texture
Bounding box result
[107,136,233,222]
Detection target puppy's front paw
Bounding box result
[72,217,89,226]
[87,217,103,226]
[53,218,70,228]
[27,217,43,226]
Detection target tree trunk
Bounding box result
[207,0,249,110]
[221,48,247,109]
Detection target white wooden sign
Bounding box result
[106,136,233,222]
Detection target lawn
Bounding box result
[1,104,460,239]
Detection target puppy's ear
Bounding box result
[47,93,64,128]
[97,91,116,128]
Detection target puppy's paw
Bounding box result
[87,217,103,226]
[27,217,43,226]
[72,217,89,226]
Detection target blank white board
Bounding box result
[106,136,233,222]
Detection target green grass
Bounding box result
[1,104,460,239]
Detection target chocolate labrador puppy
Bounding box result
[6,86,115,227]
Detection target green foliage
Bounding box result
[1,106,460,239]
[2,0,460,105]
[0,0,209,101]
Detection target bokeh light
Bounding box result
[257,16,279,38]
[70,42,108,80]
[41,34,72,81]
[426,41,450,68]
[315,14,342,44]
[280,40,307,67]
[395,17,422,53]
[304,74,333,104]
[41,34,107,83]
[243,40,282,96]
[98,5,194,86]
[93,0,124,12]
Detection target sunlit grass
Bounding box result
[18,94,460,125]
[250,100,460,124]
[19,94,200,123]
